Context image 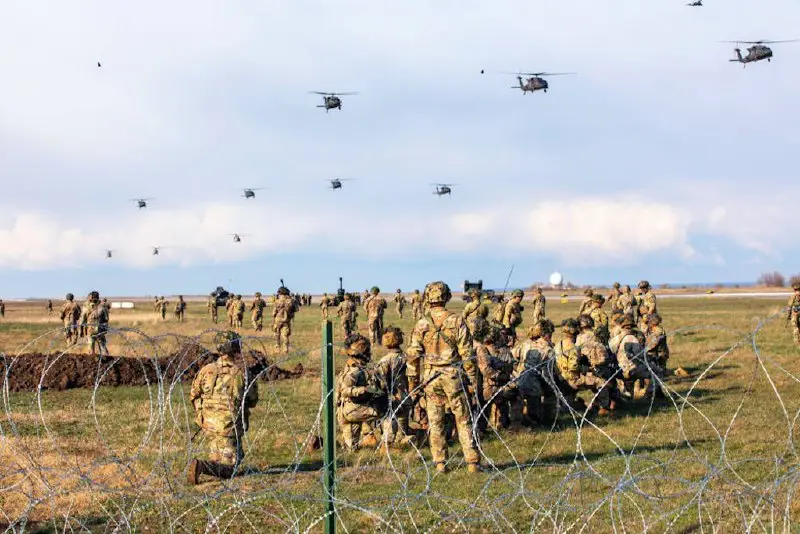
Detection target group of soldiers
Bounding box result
[59,291,111,356]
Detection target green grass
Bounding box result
[1,297,799,531]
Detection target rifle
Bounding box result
[500,264,515,301]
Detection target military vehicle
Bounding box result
[328,277,346,306]
[462,280,504,303]
[211,286,231,308]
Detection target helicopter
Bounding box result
[723,40,798,66]
[130,198,153,209]
[242,188,265,199]
[432,183,456,196]
[309,91,358,112]
[504,71,575,94]
[328,178,355,190]
[105,250,114,259]
[152,246,162,256]
[229,233,249,243]
[686,0,702,6]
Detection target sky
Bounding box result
[1,0,799,298]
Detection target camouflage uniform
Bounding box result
[46,300,53,315]
[462,290,489,336]
[207,294,218,324]
[364,287,387,346]
[566,317,616,412]
[224,296,234,327]
[373,327,412,446]
[617,285,638,320]
[474,324,515,431]
[188,331,259,484]
[588,295,610,345]
[250,293,267,331]
[578,288,594,316]
[337,294,357,337]
[272,287,297,354]
[394,290,406,318]
[85,291,110,356]
[0,299,4,318]
[231,295,245,330]
[609,314,663,398]
[501,290,525,342]
[787,285,800,344]
[336,334,382,450]
[174,296,186,322]
[158,297,169,321]
[79,297,94,339]
[320,293,330,320]
[637,281,657,331]
[645,313,670,369]
[532,288,546,323]
[60,294,81,345]
[607,283,622,313]
[510,321,554,425]
[410,290,423,321]
[407,281,481,473]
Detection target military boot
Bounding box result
[360,433,379,448]
[435,462,447,474]
[467,463,483,474]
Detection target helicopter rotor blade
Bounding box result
[532,72,576,76]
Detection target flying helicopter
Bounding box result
[432,183,456,196]
[242,188,266,199]
[229,233,249,243]
[130,198,153,209]
[503,71,575,94]
[105,250,114,259]
[722,39,798,66]
[328,178,355,190]
[686,0,702,6]
[152,246,162,256]
[309,91,358,112]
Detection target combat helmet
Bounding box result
[578,314,595,330]
[382,326,404,349]
[529,319,555,339]
[561,318,580,336]
[793,283,800,291]
[236,294,242,299]
[471,316,491,342]
[646,313,662,325]
[591,294,605,305]
[620,313,636,329]
[511,289,524,299]
[255,291,262,297]
[344,333,371,361]
[396,289,401,293]
[424,281,451,305]
[535,286,543,294]
[66,293,74,301]
[638,280,650,290]
[584,288,594,296]
[613,282,620,289]
[371,286,380,295]
[413,289,420,294]
[88,290,100,302]
[215,330,242,356]
[277,286,290,296]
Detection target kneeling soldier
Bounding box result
[336,334,383,451]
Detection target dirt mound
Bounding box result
[0,347,305,393]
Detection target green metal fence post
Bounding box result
[322,320,336,534]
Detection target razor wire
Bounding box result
[0,308,799,532]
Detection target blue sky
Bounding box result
[1,0,799,297]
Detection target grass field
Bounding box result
[1,295,799,532]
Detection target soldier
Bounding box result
[364,287,387,346]
[510,320,555,426]
[0,299,4,318]
[532,287,546,323]
[474,323,515,431]
[86,290,110,357]
[394,289,406,319]
[557,318,614,415]
[374,326,413,447]
[609,314,663,400]
[188,331,259,484]
[607,282,622,313]
[588,294,610,345]
[232,295,245,330]
[79,293,94,339]
[463,289,489,336]
[174,296,186,322]
[362,289,371,306]
[272,286,297,354]
[787,284,800,345]
[159,296,169,321]
[320,293,330,320]
[336,334,383,451]
[578,288,594,316]
[337,293,357,337]
[207,293,219,324]
[60,293,81,345]
[618,285,638,319]
[637,280,657,331]
[410,289,423,321]
[250,292,267,331]
[225,294,235,328]
[407,281,482,474]
[502,289,525,342]
[46,299,53,316]
[645,313,670,371]
[153,296,161,316]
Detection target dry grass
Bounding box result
[1,296,799,531]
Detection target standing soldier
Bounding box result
[79,293,94,339]
[207,294,218,324]
[250,292,267,331]
[46,300,54,316]
[637,281,658,331]
[406,281,482,474]
[174,296,186,322]
[60,293,81,345]
[510,320,555,426]
[159,297,169,321]
[502,289,525,343]
[320,293,330,320]
[607,282,622,313]
[225,294,235,328]
[153,296,161,317]
[475,324,515,431]
[394,289,406,319]
[531,287,546,323]
[272,286,297,354]
[578,288,594,316]
[188,331,259,484]
[364,287,387,346]
[86,291,110,357]
[789,284,800,345]
[374,326,412,447]
[338,293,357,337]
[588,294,610,345]
[336,334,383,450]
[232,295,245,330]
[410,289,423,321]
[0,299,4,318]
[618,285,638,320]
[463,289,489,336]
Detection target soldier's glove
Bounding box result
[365,385,384,397]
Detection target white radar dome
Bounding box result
[549,272,563,286]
